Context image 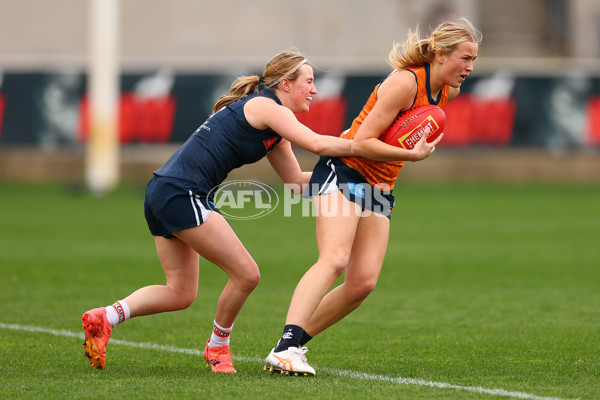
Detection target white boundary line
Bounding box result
[0,322,578,400]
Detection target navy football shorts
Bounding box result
[304,156,395,218]
[144,175,219,238]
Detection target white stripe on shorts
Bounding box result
[319,158,339,195]
[195,197,211,222]
[188,191,200,225]
[188,190,211,226]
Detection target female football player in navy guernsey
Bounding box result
[264,18,481,376]
[80,51,435,373]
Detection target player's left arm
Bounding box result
[266,139,311,195]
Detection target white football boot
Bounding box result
[264,346,316,376]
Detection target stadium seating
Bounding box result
[0,93,4,139]
[586,96,600,146]
[78,93,177,143]
[443,95,517,146]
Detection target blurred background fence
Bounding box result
[0,0,599,184]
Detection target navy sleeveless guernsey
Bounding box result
[154,89,283,194]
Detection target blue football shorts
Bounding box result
[304,156,395,218]
[144,175,219,238]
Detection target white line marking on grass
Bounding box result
[0,322,577,400]
[324,368,576,400]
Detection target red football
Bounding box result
[383,105,445,149]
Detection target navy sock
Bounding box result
[274,324,304,352]
[299,330,313,346]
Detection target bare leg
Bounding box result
[123,212,260,328]
[303,212,390,337]
[123,236,199,317]
[175,212,260,328]
[284,191,361,327]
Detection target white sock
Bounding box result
[208,320,233,347]
[104,301,131,327]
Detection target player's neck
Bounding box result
[429,63,445,99]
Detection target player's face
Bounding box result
[442,41,478,88]
[288,65,317,114]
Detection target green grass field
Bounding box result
[0,181,598,399]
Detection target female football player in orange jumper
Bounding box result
[265,18,482,376]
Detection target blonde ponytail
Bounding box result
[212,75,261,113]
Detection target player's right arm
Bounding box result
[351,70,438,162]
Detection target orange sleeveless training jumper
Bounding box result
[339,64,449,189]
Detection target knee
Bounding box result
[319,252,351,277]
[179,294,197,310]
[171,286,198,310]
[235,262,261,293]
[242,269,261,293]
[347,279,377,303]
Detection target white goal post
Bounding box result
[86,0,120,195]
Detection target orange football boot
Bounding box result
[81,307,113,369]
[204,339,237,373]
